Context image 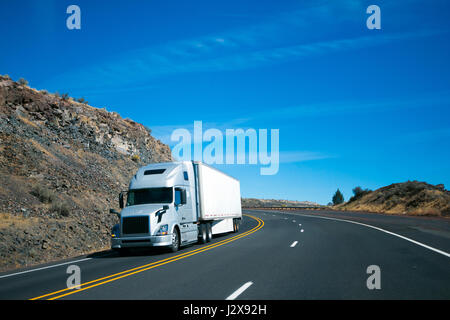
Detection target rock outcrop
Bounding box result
[0,75,172,271]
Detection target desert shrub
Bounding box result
[40,89,48,95]
[3,74,11,80]
[131,154,140,163]
[51,201,70,217]
[31,185,55,203]
[332,189,344,205]
[349,186,372,202]
[61,93,69,101]
[18,78,28,86]
[77,97,88,104]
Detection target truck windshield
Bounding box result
[126,187,173,206]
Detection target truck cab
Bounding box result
[111,162,198,253]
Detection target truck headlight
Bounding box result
[156,224,169,236]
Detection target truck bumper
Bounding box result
[111,234,172,249]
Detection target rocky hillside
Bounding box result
[0,75,172,272]
[242,198,321,208]
[337,181,450,216]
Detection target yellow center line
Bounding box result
[31,215,262,300]
[30,214,264,300]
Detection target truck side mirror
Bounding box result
[181,189,187,205]
[119,192,124,209]
[163,205,169,211]
[110,208,120,217]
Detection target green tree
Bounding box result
[332,188,344,205]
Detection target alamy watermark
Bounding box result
[366,265,381,290]
[66,5,81,30]
[171,121,279,175]
[366,5,381,30]
[66,265,81,289]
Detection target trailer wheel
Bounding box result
[206,223,212,242]
[198,224,207,244]
[235,219,240,232]
[233,219,239,233]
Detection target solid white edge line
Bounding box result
[226,281,253,300]
[0,257,93,279]
[292,213,450,258]
[290,241,298,247]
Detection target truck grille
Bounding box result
[122,216,149,234]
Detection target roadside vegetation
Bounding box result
[334,181,449,216]
[332,189,344,205]
[30,185,70,217]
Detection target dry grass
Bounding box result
[53,143,86,167]
[409,207,442,216]
[0,213,39,229]
[18,115,39,129]
[338,200,445,217]
[28,139,57,161]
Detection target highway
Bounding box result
[0,209,449,300]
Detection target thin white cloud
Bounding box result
[248,92,450,121]
[42,0,449,95]
[278,151,334,163]
[53,28,446,94]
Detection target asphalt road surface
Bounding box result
[0,209,449,300]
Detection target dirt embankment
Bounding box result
[0,75,172,272]
[336,181,450,216]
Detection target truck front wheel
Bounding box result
[169,228,180,252]
[198,224,207,244]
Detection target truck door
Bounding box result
[174,187,197,243]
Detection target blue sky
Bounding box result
[1,0,450,204]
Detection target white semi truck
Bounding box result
[110,161,242,253]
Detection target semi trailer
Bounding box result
[110,161,242,253]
